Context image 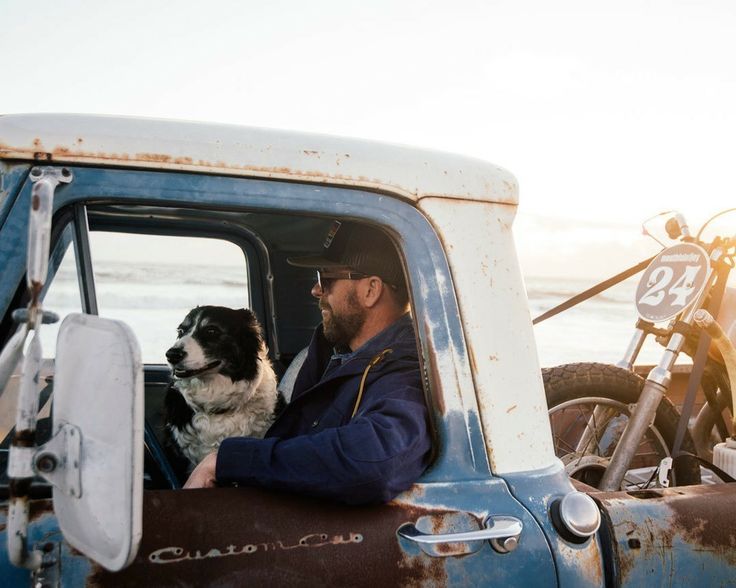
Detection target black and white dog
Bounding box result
[164,306,279,466]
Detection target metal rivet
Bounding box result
[35,453,57,474]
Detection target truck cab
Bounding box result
[0,114,733,586]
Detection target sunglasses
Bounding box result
[316,270,368,291]
[316,270,398,291]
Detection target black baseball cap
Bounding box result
[287,221,405,286]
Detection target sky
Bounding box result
[2,0,735,280]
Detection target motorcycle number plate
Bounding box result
[635,242,710,322]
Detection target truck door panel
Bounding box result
[82,484,556,587]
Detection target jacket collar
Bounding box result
[291,313,415,403]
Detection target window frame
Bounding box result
[1,165,493,482]
[84,218,265,362]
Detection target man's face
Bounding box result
[313,278,367,347]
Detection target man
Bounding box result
[184,221,431,504]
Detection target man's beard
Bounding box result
[321,289,367,347]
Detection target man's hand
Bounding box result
[184,451,218,489]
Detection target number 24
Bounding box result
[639,265,702,308]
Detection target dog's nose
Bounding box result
[166,347,186,364]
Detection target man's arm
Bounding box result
[186,389,430,504]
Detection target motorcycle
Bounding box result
[541,209,736,490]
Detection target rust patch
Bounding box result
[397,551,447,587]
[668,485,736,561]
[432,541,471,557]
[0,141,422,202]
[557,533,605,586]
[467,343,477,376]
[399,484,427,501]
[85,488,458,587]
[135,152,194,165]
[28,499,54,523]
[626,515,673,579]
[12,429,36,447]
[595,484,736,582]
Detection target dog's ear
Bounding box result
[236,308,257,325]
[235,308,263,340]
[228,309,264,381]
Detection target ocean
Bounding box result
[38,261,671,368]
[526,274,669,367]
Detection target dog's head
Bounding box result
[165,306,264,382]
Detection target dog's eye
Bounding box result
[176,327,185,337]
[203,325,221,336]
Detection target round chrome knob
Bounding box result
[490,535,519,554]
[551,491,601,543]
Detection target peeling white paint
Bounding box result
[419,197,556,474]
[0,114,518,205]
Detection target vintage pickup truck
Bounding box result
[0,114,733,586]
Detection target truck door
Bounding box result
[1,167,559,586]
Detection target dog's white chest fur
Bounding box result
[170,352,278,464]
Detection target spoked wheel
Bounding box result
[544,362,701,490]
[550,396,672,489]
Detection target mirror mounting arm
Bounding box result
[6,166,73,571]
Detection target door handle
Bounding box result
[398,515,523,553]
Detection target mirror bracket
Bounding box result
[33,424,82,498]
[6,425,82,499]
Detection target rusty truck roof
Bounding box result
[0,114,517,205]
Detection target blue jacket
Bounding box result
[216,314,431,504]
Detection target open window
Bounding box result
[41,231,251,363]
[1,197,432,491]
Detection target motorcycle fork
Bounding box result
[617,327,648,371]
[599,277,714,491]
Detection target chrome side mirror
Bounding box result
[49,313,143,571]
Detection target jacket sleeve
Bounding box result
[215,375,431,505]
